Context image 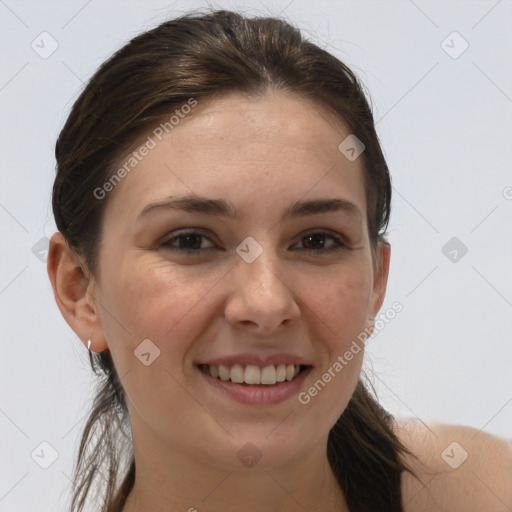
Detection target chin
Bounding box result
[206,425,319,472]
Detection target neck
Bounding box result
[120,422,348,512]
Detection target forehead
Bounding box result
[104,91,367,224]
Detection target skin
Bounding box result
[47,91,512,511]
[399,420,512,511]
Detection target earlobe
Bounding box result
[47,232,108,352]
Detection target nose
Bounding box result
[224,243,301,334]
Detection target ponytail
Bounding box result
[328,379,417,511]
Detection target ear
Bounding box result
[369,241,391,319]
[47,232,108,352]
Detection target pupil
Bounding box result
[304,234,324,249]
[180,234,201,249]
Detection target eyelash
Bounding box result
[160,230,351,255]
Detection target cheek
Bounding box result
[96,262,228,427]
[301,262,373,340]
[296,330,364,439]
[99,259,227,358]
[297,263,371,410]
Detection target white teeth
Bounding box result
[260,365,277,385]
[276,364,286,382]
[218,364,230,381]
[230,364,244,383]
[203,363,305,385]
[244,365,261,384]
[285,364,295,381]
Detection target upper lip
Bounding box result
[196,353,314,367]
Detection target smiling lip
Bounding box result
[196,365,313,405]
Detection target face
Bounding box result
[79,91,388,469]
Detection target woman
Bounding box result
[47,9,512,512]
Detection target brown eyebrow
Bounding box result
[137,194,363,223]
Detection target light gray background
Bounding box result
[0,0,511,510]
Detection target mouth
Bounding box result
[196,363,311,386]
[196,362,313,405]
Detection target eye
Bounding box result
[291,231,350,254]
[160,230,216,255]
[160,229,351,255]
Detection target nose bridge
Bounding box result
[237,236,286,293]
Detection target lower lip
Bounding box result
[196,366,313,405]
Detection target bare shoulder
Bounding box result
[392,417,512,512]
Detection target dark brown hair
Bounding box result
[52,8,417,512]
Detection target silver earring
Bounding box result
[87,339,92,351]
